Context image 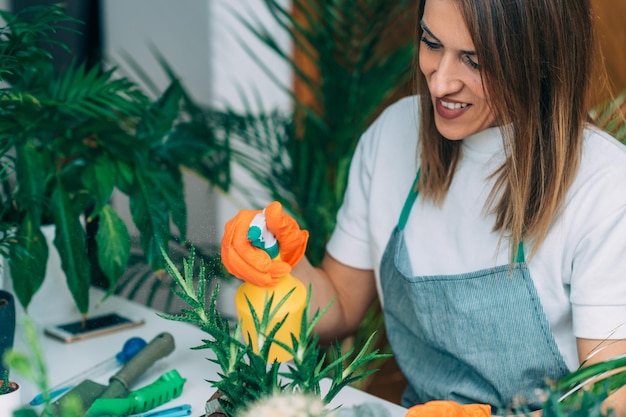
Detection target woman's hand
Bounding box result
[220,202,308,287]
[265,201,309,266]
[405,400,491,416]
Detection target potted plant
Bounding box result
[0,289,19,417]
[158,247,391,417]
[0,5,230,317]
[0,290,16,374]
[0,370,21,417]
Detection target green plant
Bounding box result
[0,5,230,315]
[159,246,390,417]
[0,369,10,395]
[114,237,227,314]
[224,0,416,264]
[590,89,626,143]
[540,352,626,417]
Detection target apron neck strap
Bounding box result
[398,168,420,230]
[515,240,525,263]
[397,167,527,263]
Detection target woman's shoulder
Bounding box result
[358,95,420,152]
[375,95,421,128]
[580,125,626,173]
[567,126,626,210]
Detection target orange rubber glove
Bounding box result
[221,202,308,287]
[405,401,491,417]
[264,201,309,267]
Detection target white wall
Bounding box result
[101,0,291,247]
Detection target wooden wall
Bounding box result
[293,0,626,110]
[591,0,626,105]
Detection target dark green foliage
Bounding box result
[0,5,230,314]
[222,0,417,265]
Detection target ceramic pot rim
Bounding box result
[0,380,19,394]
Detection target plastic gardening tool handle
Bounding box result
[100,332,176,399]
[29,336,147,406]
[85,369,186,416]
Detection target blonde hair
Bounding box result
[416,0,594,258]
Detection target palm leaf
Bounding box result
[590,90,626,143]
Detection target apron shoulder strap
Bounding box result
[399,168,421,231]
[398,168,527,263]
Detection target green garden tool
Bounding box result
[53,332,175,416]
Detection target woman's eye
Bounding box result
[464,55,480,70]
[420,37,441,50]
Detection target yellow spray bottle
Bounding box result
[234,209,307,362]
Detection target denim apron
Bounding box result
[380,170,570,411]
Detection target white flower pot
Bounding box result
[0,381,21,417]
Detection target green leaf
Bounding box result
[82,154,116,218]
[149,166,187,242]
[95,204,131,290]
[129,169,170,270]
[51,180,90,314]
[3,350,34,381]
[9,216,48,310]
[114,159,135,195]
[14,142,46,223]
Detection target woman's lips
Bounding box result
[434,97,472,120]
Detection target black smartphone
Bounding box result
[44,312,144,343]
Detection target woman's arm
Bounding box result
[292,253,378,344]
[577,337,626,416]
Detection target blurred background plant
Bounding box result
[117,0,417,393]
[0,5,230,316]
[590,90,626,143]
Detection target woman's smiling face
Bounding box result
[419,0,496,140]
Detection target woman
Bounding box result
[221,0,626,413]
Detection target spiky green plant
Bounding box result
[541,353,626,417]
[159,246,390,417]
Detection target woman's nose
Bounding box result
[428,55,463,97]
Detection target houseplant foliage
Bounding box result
[225,0,416,265]
[159,247,390,417]
[0,5,230,315]
[141,0,416,391]
[589,89,626,143]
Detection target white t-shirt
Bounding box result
[327,95,626,370]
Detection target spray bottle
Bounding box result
[234,210,307,362]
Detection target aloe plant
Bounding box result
[159,246,390,417]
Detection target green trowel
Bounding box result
[53,332,176,416]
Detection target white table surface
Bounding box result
[13,288,407,417]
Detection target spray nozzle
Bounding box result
[248,211,280,259]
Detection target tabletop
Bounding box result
[12,288,407,417]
